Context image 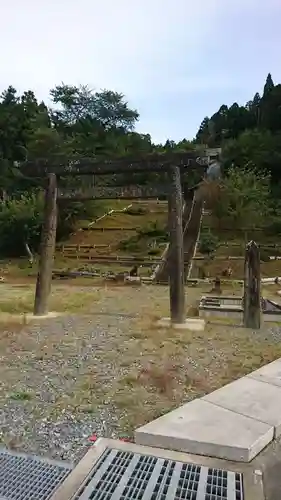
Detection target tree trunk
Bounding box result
[34,174,57,316]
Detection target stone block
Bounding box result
[156,318,205,331]
[248,358,281,388]
[135,399,273,462]
[203,376,281,436]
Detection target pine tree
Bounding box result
[263,73,274,96]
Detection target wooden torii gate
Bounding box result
[21,152,208,324]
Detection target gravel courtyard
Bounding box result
[1,282,281,464]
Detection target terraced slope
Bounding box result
[191,211,281,280]
[56,192,205,279]
[57,200,168,262]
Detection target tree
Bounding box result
[93,90,139,130]
[260,84,281,132]
[50,84,139,131]
[26,127,68,161]
[246,92,261,127]
[263,73,274,97]
[222,129,281,183]
[194,73,281,147]
[196,117,210,144]
[212,166,271,238]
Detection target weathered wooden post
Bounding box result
[168,165,185,324]
[34,173,57,316]
[210,276,222,295]
[243,240,261,328]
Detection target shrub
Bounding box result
[0,194,44,257]
[138,221,167,239]
[57,200,102,240]
[198,231,219,255]
[126,206,148,215]
[260,249,271,262]
[0,193,102,257]
[264,219,281,237]
[148,248,161,256]
[118,236,141,252]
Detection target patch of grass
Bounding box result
[138,362,179,396]
[0,259,37,278]
[118,221,168,255]
[10,391,32,401]
[118,235,141,253]
[0,284,100,315]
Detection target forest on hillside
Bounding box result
[1,74,281,257]
[197,73,281,189]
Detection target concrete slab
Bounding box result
[135,399,273,462]
[248,359,281,388]
[156,317,205,331]
[203,377,281,436]
[27,312,62,320]
[255,433,281,500]
[0,311,62,324]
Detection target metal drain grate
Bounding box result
[0,448,72,500]
[74,448,243,500]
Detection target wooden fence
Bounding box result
[80,226,139,231]
[218,242,281,249]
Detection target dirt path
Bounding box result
[1,284,281,464]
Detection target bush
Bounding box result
[0,193,102,257]
[148,248,161,256]
[57,200,102,240]
[264,219,281,237]
[260,249,271,262]
[198,231,219,255]
[138,221,167,239]
[126,206,148,216]
[118,236,141,252]
[0,194,44,257]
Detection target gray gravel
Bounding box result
[0,314,136,464]
[2,285,281,465]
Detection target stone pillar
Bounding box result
[34,173,57,316]
[243,240,261,328]
[168,165,185,324]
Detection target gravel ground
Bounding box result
[1,284,281,465]
[0,313,137,463]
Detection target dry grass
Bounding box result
[195,257,281,280]
[0,283,100,316]
[1,282,281,443]
[110,312,281,432]
[68,200,167,250]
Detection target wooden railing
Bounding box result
[79,226,140,231]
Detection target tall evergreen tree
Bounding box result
[263,73,274,96]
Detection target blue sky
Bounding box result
[1,1,280,143]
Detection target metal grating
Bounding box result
[74,448,243,500]
[0,448,72,500]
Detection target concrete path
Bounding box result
[135,358,281,463]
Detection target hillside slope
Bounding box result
[56,200,168,263]
[191,212,281,279]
